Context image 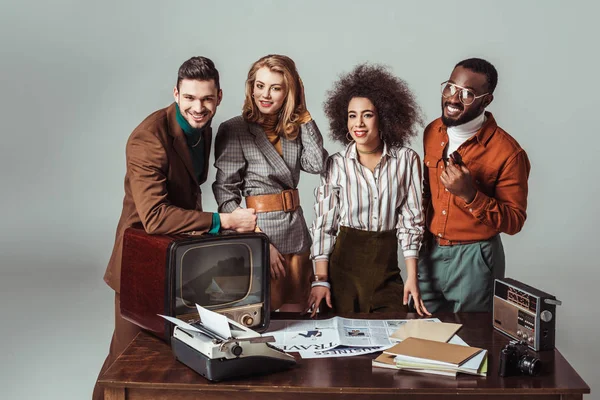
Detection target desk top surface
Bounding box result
[98,312,589,396]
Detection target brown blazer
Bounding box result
[104,103,213,292]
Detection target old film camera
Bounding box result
[498,340,541,377]
[493,278,561,351]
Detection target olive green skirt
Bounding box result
[329,226,406,313]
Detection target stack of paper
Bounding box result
[373,353,458,377]
[373,336,488,377]
[389,320,462,343]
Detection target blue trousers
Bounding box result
[418,235,505,313]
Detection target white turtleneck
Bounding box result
[445,112,486,157]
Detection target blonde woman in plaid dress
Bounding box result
[213,55,327,311]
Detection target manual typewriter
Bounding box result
[167,313,296,381]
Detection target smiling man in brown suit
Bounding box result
[93,56,257,400]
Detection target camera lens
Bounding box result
[518,355,541,376]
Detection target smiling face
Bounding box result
[253,67,286,115]
[441,65,492,127]
[173,79,222,129]
[347,97,381,151]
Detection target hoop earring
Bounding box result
[346,132,354,142]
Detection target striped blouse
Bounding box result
[310,143,424,260]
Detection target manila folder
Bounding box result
[385,337,484,367]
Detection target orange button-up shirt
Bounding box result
[423,112,531,243]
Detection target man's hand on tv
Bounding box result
[269,244,286,280]
[220,208,257,232]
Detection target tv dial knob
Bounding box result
[541,310,553,322]
[528,337,534,344]
[516,330,522,337]
[522,333,528,340]
[241,314,254,326]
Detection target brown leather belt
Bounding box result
[435,237,480,246]
[245,189,300,213]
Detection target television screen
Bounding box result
[174,236,266,317]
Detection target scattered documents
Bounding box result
[374,335,488,377]
[385,337,483,368]
[373,353,458,377]
[266,317,440,359]
[390,319,462,343]
[265,315,488,376]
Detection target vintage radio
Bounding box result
[120,226,271,341]
[493,278,561,351]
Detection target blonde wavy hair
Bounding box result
[242,54,305,140]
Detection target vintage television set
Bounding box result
[120,226,271,341]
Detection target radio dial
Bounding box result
[540,310,553,322]
[528,337,534,344]
[522,333,528,340]
[516,330,522,337]
[242,314,254,326]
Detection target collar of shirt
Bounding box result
[447,111,486,141]
[344,141,395,160]
[440,111,498,148]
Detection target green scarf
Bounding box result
[175,103,205,137]
[175,103,206,182]
[175,103,220,234]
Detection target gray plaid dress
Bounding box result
[212,115,327,254]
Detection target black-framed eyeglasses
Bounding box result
[440,81,489,106]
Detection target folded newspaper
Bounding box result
[266,317,440,359]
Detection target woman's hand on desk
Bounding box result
[404,276,431,317]
[306,286,332,318]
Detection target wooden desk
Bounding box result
[98,312,590,400]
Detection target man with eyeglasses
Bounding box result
[418,58,531,313]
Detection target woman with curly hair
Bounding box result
[213,54,327,311]
[307,64,430,316]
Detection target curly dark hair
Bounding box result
[324,64,423,147]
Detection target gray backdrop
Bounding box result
[1,0,598,399]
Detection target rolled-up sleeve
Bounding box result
[310,157,340,260]
[299,120,328,174]
[396,151,424,259]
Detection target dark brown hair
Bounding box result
[455,57,498,94]
[324,63,423,147]
[176,56,220,90]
